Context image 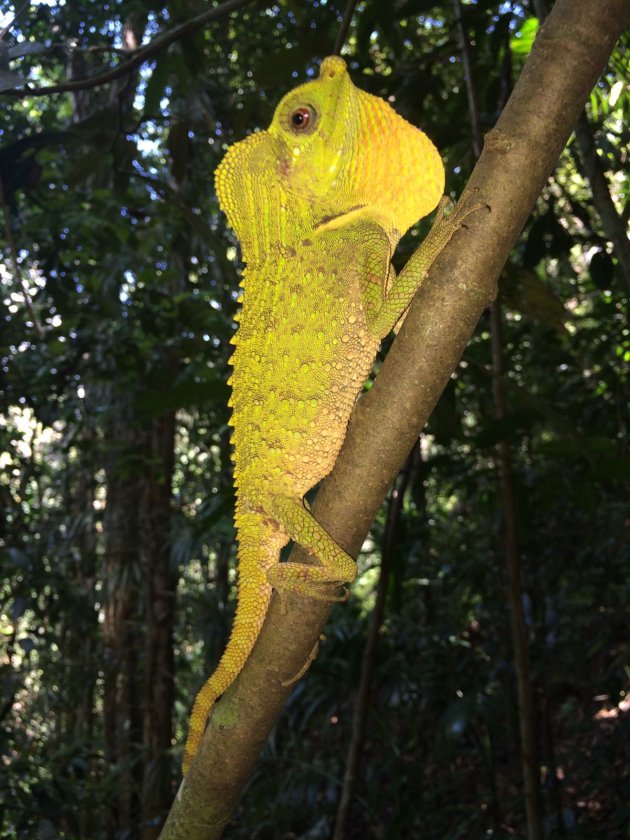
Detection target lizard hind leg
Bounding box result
[266,496,357,606]
[182,512,286,775]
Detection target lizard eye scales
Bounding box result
[290,106,315,131]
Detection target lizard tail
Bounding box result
[182,512,286,775]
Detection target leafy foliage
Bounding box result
[0,1,628,838]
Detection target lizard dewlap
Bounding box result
[215,56,444,261]
[184,56,473,774]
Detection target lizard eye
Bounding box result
[290,106,316,132]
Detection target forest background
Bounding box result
[0,0,628,838]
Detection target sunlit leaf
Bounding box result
[509,17,539,57]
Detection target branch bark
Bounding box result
[160,0,630,836]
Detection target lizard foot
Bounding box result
[432,191,489,243]
[269,565,350,604]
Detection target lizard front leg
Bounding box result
[266,495,357,607]
[363,197,487,339]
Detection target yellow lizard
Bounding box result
[183,55,478,774]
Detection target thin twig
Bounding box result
[452,0,482,157]
[0,173,43,337]
[2,0,258,99]
[333,0,359,55]
[0,0,31,41]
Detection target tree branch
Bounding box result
[573,111,630,291]
[333,0,359,56]
[0,0,31,40]
[2,0,259,98]
[160,1,630,836]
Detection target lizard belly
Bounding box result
[229,256,380,502]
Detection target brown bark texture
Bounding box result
[103,421,148,839]
[491,301,542,840]
[160,0,630,836]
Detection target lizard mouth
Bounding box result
[315,204,368,232]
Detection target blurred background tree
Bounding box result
[0,1,628,838]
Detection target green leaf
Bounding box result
[510,17,539,57]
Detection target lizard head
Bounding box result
[215,56,445,262]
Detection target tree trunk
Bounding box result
[491,301,543,840]
[63,447,99,838]
[142,411,177,839]
[103,419,149,839]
